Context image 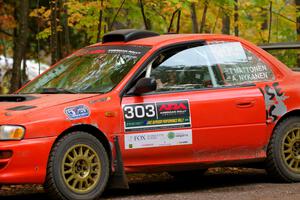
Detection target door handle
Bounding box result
[236,99,256,108]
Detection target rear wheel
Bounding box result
[266,117,300,182]
[45,132,109,200]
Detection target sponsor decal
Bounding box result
[168,132,175,139]
[122,100,191,132]
[222,64,272,83]
[262,82,288,122]
[125,129,192,149]
[107,49,141,55]
[64,105,90,120]
[85,45,150,56]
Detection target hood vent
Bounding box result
[7,105,37,111]
[0,95,37,102]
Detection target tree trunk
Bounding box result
[10,0,29,93]
[222,8,230,34]
[104,17,109,33]
[261,7,268,30]
[109,0,126,31]
[296,0,300,67]
[97,0,104,42]
[0,39,8,66]
[60,0,70,56]
[268,1,272,43]
[58,0,63,59]
[168,9,178,33]
[258,7,268,43]
[212,8,221,33]
[200,0,209,33]
[139,0,150,30]
[21,51,27,84]
[176,10,181,33]
[36,0,41,75]
[234,0,239,36]
[50,0,59,64]
[0,39,6,92]
[190,2,198,33]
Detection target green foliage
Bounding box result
[1,0,300,68]
[21,0,300,45]
[269,49,300,68]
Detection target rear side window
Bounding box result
[147,41,274,92]
[211,42,274,85]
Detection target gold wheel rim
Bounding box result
[62,144,101,194]
[281,128,300,173]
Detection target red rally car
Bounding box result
[1,29,300,199]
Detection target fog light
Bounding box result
[0,150,13,159]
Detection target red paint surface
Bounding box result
[1,34,300,183]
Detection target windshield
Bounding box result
[19,45,150,94]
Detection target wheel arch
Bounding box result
[267,109,300,147]
[273,109,300,135]
[53,124,112,162]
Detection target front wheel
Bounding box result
[266,117,300,182]
[45,132,110,200]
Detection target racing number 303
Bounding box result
[123,104,156,119]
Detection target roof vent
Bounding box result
[102,29,159,43]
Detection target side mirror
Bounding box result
[128,77,157,95]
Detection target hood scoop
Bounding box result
[7,105,37,111]
[0,95,38,102]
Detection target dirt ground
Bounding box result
[1,168,300,200]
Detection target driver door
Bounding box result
[120,42,268,167]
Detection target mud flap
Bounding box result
[107,136,129,189]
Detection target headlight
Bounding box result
[0,125,25,140]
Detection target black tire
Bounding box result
[266,116,300,182]
[44,132,110,200]
[169,169,207,180]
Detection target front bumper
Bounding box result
[0,136,56,184]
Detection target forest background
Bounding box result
[0,0,299,94]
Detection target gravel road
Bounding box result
[1,168,300,200]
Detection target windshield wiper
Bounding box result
[40,88,78,94]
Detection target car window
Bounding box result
[149,46,216,92]
[210,42,275,85]
[147,42,274,93]
[20,45,150,94]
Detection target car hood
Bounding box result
[0,94,98,119]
